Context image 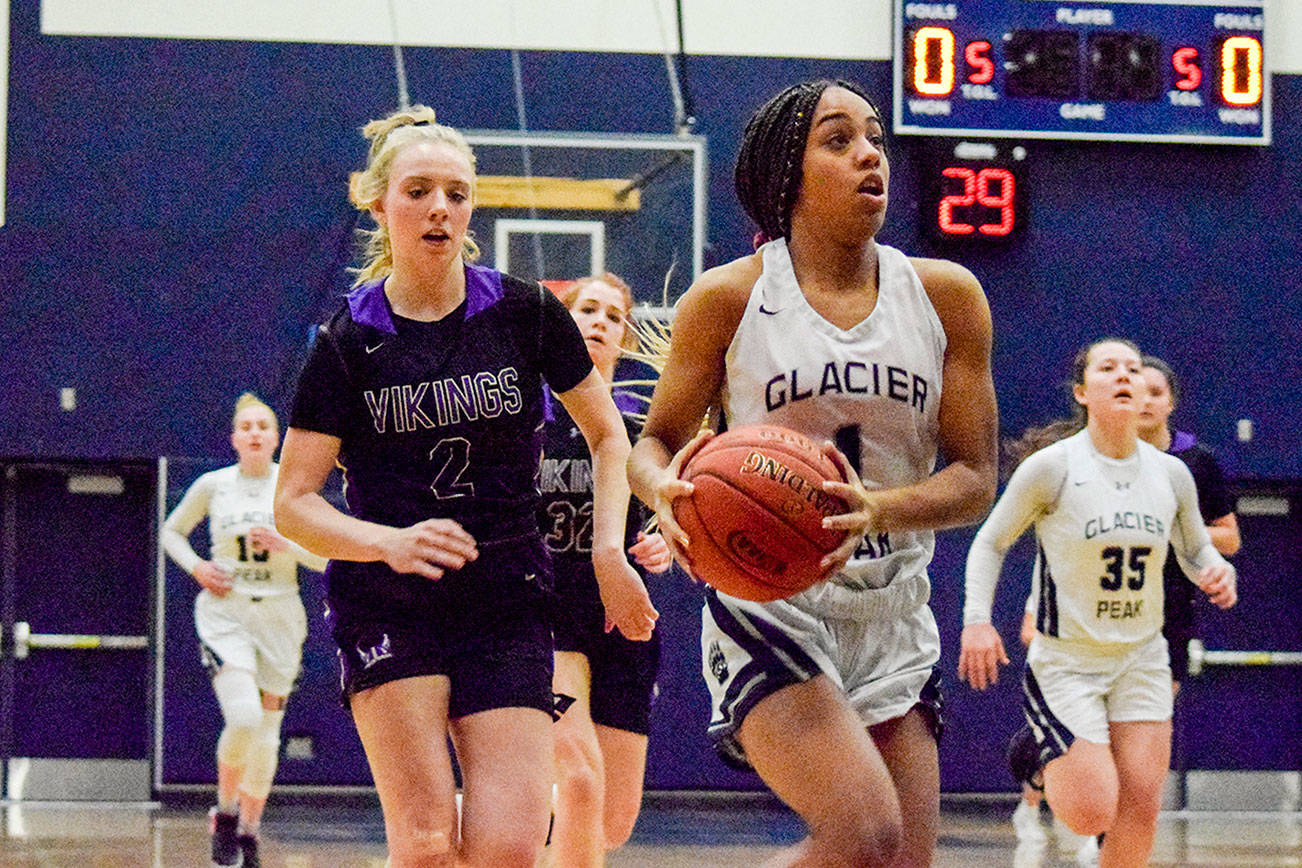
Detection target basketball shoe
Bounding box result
[1053,816,1100,867]
[1012,798,1048,845]
[209,807,242,867]
[237,833,261,868]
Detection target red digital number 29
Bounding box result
[939,167,1015,236]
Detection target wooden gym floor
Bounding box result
[0,793,1298,867]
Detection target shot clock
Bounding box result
[915,140,1026,244]
[892,1,1269,144]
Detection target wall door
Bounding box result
[0,459,156,800]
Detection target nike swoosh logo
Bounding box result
[758,304,780,315]
[1074,480,1088,486]
[365,343,384,354]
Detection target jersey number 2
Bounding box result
[429,437,474,499]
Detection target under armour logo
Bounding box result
[1115,482,1131,490]
[357,633,393,669]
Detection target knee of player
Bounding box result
[555,758,603,808]
[553,731,602,797]
[216,724,258,767]
[228,708,261,732]
[602,807,640,851]
[256,707,286,743]
[1051,798,1115,837]
[841,816,903,868]
[213,670,263,729]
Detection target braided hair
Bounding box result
[734,79,882,244]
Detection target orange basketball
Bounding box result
[672,424,850,602]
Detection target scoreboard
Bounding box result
[893,0,1269,144]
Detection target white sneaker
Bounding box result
[1052,816,1099,866]
[1012,800,1048,845]
[1013,842,1047,868]
[1073,834,1099,867]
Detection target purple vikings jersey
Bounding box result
[290,265,592,610]
[538,389,648,595]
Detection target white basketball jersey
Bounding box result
[721,239,946,600]
[163,463,326,597]
[1025,431,1193,644]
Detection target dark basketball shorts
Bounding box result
[552,575,661,735]
[329,537,555,719]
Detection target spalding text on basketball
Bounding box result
[739,451,841,516]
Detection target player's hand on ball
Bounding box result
[958,623,1010,691]
[248,525,289,554]
[194,560,234,596]
[377,519,478,580]
[816,441,876,575]
[594,549,659,641]
[654,429,714,571]
[628,531,673,574]
[1197,562,1237,609]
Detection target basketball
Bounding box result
[672,424,850,602]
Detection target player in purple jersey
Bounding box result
[274,106,657,868]
[540,274,672,864]
[1136,355,1240,690]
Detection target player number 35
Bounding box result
[1099,545,1151,591]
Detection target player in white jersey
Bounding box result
[959,339,1237,868]
[629,80,998,867]
[163,392,327,868]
